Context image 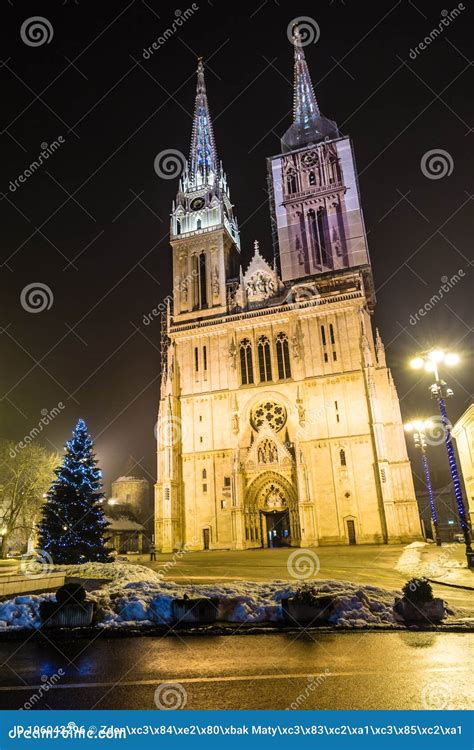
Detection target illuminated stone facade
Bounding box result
[154,48,422,552]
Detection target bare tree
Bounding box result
[0,442,58,558]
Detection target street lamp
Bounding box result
[410,350,473,567]
[404,420,441,546]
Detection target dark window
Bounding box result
[324,352,329,363]
[329,323,335,345]
[317,208,329,266]
[194,347,199,372]
[321,325,326,346]
[287,173,297,194]
[340,449,346,466]
[276,332,291,379]
[257,336,272,382]
[333,351,337,361]
[192,255,199,307]
[202,483,207,493]
[224,477,231,487]
[176,218,181,235]
[199,252,207,307]
[202,469,207,479]
[239,338,254,385]
[196,219,202,230]
[203,345,207,370]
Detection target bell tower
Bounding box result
[269,28,372,287]
[171,58,241,321]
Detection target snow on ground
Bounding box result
[395,541,427,575]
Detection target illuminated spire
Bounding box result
[292,26,320,129]
[189,57,218,184]
[281,26,339,152]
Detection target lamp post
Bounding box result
[404,420,441,546]
[410,350,473,567]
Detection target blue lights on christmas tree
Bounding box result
[38,418,110,564]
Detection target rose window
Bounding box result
[251,401,287,432]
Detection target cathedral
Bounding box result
[154,31,423,552]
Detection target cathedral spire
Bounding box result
[292,26,320,130]
[189,57,218,185]
[281,25,339,152]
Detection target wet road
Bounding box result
[0,632,472,710]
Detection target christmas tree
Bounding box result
[38,419,110,564]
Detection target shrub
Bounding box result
[292,584,333,609]
[56,582,87,606]
[402,578,433,605]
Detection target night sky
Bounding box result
[1,0,472,493]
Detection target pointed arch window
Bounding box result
[257,336,272,382]
[287,172,297,194]
[239,338,254,385]
[275,332,291,380]
[199,251,207,308]
[340,449,346,466]
[308,171,316,186]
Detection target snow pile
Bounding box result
[0,574,400,631]
[53,561,163,584]
[0,593,54,631]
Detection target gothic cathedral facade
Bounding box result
[154,35,422,552]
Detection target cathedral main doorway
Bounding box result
[263,510,291,547]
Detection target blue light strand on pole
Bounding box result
[420,451,438,526]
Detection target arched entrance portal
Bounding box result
[245,472,299,548]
